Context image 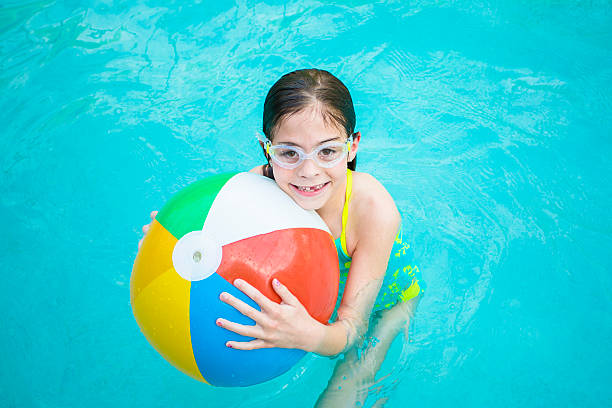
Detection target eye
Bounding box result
[280,150,298,158]
[318,146,342,161]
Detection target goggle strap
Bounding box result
[346,134,353,152]
[256,133,273,156]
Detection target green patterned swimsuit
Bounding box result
[333,169,425,313]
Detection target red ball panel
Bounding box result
[216,228,339,323]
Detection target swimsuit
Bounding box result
[333,169,426,313]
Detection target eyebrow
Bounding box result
[275,137,342,146]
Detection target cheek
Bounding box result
[270,166,293,186]
[327,165,347,180]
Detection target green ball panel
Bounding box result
[156,172,238,239]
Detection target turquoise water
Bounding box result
[1,1,611,407]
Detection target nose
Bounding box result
[296,156,321,178]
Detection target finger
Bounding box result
[142,224,150,233]
[216,318,263,339]
[226,338,270,351]
[233,279,276,311]
[219,291,266,323]
[272,278,301,306]
[150,210,158,220]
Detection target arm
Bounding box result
[314,176,401,355]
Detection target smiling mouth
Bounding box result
[291,182,330,195]
[296,183,326,192]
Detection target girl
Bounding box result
[140,69,424,406]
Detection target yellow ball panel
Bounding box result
[132,268,208,384]
[131,220,177,303]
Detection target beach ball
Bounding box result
[131,172,339,387]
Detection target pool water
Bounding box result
[1,1,611,407]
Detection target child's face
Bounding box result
[270,107,356,211]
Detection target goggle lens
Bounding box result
[274,147,302,165]
[265,137,352,169]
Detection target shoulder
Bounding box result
[349,172,401,245]
[351,172,400,223]
[249,165,264,175]
[344,172,401,279]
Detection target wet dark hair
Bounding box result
[261,69,357,179]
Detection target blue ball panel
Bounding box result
[190,273,306,387]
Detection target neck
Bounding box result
[315,174,347,231]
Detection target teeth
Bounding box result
[297,183,325,192]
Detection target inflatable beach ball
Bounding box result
[131,172,339,387]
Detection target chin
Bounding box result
[287,194,325,211]
[296,201,324,211]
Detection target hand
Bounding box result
[216,278,325,352]
[138,210,158,249]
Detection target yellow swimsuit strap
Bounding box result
[340,168,353,256]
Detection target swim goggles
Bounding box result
[257,134,353,169]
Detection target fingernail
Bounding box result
[226,342,233,348]
[273,278,280,287]
[234,279,242,286]
[216,319,222,327]
[219,292,226,301]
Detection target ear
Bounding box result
[259,140,270,161]
[349,131,361,161]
